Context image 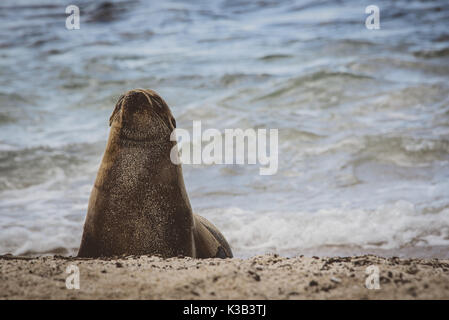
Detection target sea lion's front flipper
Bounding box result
[193,214,233,258]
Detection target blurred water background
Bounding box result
[0,0,448,258]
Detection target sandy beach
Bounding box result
[1,254,448,300]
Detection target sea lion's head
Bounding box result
[109,89,176,142]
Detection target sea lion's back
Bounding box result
[193,213,233,258]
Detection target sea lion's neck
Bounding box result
[96,128,193,215]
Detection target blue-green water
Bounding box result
[0,0,448,257]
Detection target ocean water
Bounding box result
[0,0,448,258]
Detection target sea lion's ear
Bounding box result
[109,95,124,126]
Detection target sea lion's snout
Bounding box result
[110,89,176,140]
[123,90,153,111]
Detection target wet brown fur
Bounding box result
[78,89,232,258]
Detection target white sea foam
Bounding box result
[2,200,448,257]
[199,201,449,257]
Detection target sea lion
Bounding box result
[78,89,233,259]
